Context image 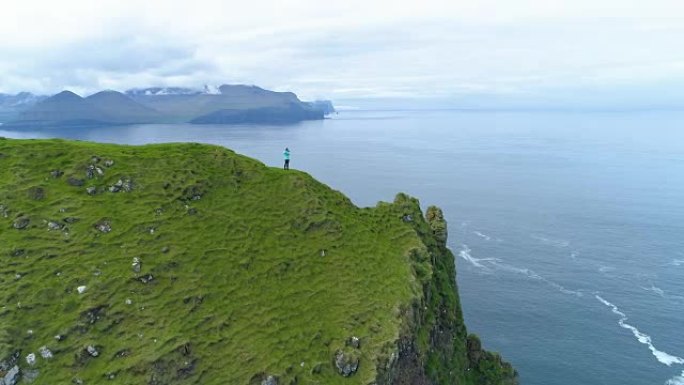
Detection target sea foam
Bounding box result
[666,371,684,385]
[596,295,684,366]
[457,245,500,270]
[474,231,492,241]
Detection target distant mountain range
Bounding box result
[0,85,335,128]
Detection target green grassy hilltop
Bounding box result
[0,138,516,385]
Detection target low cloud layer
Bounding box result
[1,0,684,104]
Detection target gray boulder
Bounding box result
[132,257,142,273]
[47,221,62,231]
[94,220,112,233]
[333,350,359,377]
[67,177,85,187]
[2,365,20,385]
[13,217,29,230]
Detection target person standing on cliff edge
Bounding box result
[283,147,290,170]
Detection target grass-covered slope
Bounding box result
[0,138,516,385]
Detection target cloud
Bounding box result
[1,0,684,102]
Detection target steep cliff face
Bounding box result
[375,196,517,385]
[0,138,514,385]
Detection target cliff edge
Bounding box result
[0,138,515,385]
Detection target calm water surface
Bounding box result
[3,110,684,385]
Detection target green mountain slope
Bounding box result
[0,138,516,385]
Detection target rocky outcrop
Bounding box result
[375,195,517,385]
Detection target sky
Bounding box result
[1,0,684,107]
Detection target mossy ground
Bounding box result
[0,138,433,384]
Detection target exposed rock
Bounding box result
[77,286,87,294]
[122,179,133,192]
[25,353,36,366]
[86,187,97,195]
[94,220,112,233]
[262,375,278,385]
[91,156,101,163]
[38,346,53,359]
[103,159,114,167]
[426,206,448,245]
[50,170,64,178]
[347,336,361,349]
[85,165,96,179]
[2,365,20,385]
[138,274,154,284]
[27,187,45,200]
[161,246,170,254]
[63,217,79,224]
[81,305,107,324]
[333,350,359,377]
[10,248,25,257]
[108,179,132,193]
[47,220,62,231]
[132,257,142,273]
[0,204,9,217]
[67,177,85,187]
[54,334,65,342]
[72,378,84,385]
[13,217,30,230]
[125,299,132,305]
[86,345,99,357]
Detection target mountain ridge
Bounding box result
[1,85,334,127]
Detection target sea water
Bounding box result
[3,109,683,385]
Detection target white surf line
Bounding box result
[595,295,684,367]
[489,261,584,297]
[640,284,684,303]
[457,245,501,270]
[457,245,583,296]
[666,370,684,385]
[473,231,492,241]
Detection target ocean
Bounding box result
[2,109,683,384]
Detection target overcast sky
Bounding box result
[2,0,684,105]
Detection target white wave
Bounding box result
[666,371,684,385]
[598,265,616,274]
[458,245,582,297]
[489,261,583,297]
[672,259,684,267]
[473,231,492,241]
[457,245,500,269]
[642,285,666,297]
[531,235,569,248]
[595,295,684,366]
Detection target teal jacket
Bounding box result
[283,150,290,160]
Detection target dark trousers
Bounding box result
[284,159,290,170]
